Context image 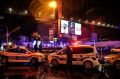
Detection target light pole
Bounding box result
[6,26,9,45]
[49,1,57,46]
[49,0,62,19]
[49,0,63,46]
[49,0,57,19]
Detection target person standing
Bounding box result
[39,43,42,52]
[65,46,72,65]
[12,43,17,48]
[27,43,31,50]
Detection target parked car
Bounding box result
[48,45,99,69]
[0,47,45,65]
[104,48,120,69]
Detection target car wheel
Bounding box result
[51,59,59,66]
[30,58,38,65]
[1,57,8,65]
[83,61,93,69]
[114,61,120,70]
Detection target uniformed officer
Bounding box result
[65,46,72,65]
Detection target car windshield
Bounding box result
[71,47,94,54]
[56,47,66,54]
[110,51,120,54]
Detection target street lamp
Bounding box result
[49,1,57,8]
[6,26,9,45]
[24,10,28,15]
[49,1,57,19]
[49,1,57,46]
[8,7,13,13]
[49,0,63,46]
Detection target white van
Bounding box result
[48,45,99,69]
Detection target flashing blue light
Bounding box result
[50,41,54,43]
[33,40,36,46]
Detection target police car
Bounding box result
[0,47,45,65]
[48,45,99,69]
[104,48,120,69]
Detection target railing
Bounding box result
[84,41,120,48]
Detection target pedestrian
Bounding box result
[65,46,72,66]
[27,43,31,50]
[12,43,17,48]
[39,43,42,52]
[20,44,25,49]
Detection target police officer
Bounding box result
[65,46,72,65]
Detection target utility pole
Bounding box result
[58,0,62,34]
[6,26,9,45]
[58,0,62,19]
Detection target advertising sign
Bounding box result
[60,20,69,34]
[91,32,97,41]
[70,22,75,34]
[75,23,81,35]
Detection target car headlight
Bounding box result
[104,57,114,61]
[104,57,110,59]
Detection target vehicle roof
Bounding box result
[111,48,120,52]
[3,47,30,52]
[70,45,95,48]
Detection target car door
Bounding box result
[72,47,83,65]
[14,48,31,62]
[72,47,95,65]
[5,48,18,62]
[57,49,67,64]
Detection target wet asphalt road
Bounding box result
[0,63,120,79]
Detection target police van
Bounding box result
[48,45,99,69]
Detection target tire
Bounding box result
[83,61,93,69]
[1,57,8,65]
[51,59,59,66]
[30,58,38,65]
[114,61,120,70]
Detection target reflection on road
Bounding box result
[0,64,120,79]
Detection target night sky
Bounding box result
[0,0,120,34]
[63,0,120,25]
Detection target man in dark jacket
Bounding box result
[65,46,72,65]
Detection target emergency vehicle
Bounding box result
[48,45,99,69]
[0,47,45,65]
[104,48,120,69]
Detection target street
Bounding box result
[0,63,120,79]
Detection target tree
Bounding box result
[32,32,41,51]
[32,32,40,40]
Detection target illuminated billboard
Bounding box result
[60,19,81,35]
[70,22,75,34]
[60,20,69,34]
[75,23,81,35]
